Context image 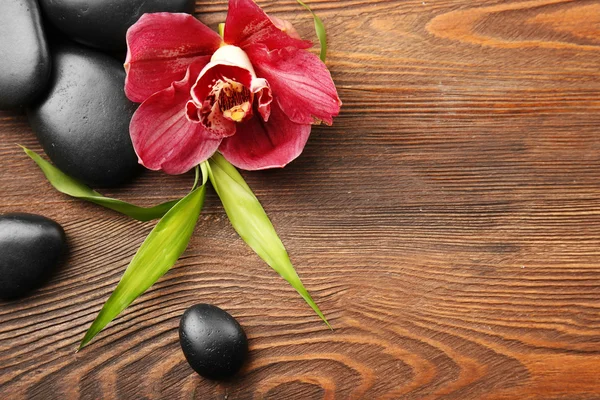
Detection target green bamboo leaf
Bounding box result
[22,146,180,222]
[79,170,207,349]
[207,153,331,328]
[296,0,327,62]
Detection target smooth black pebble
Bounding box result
[0,0,51,109]
[179,304,248,380]
[28,43,139,187]
[40,0,196,51]
[0,214,67,300]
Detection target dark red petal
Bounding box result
[218,101,311,170]
[125,13,222,103]
[130,61,222,175]
[186,100,200,122]
[224,0,312,51]
[252,78,272,121]
[248,45,342,125]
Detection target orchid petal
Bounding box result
[125,13,222,103]
[224,0,312,51]
[219,101,311,170]
[269,16,303,41]
[249,45,341,125]
[210,45,257,75]
[130,61,222,175]
[252,77,272,122]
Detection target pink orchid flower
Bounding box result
[124,0,341,174]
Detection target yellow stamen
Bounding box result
[218,81,252,122]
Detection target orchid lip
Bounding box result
[210,45,257,76]
[186,46,260,132]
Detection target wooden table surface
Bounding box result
[1,0,600,399]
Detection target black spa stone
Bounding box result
[179,304,248,380]
[0,0,51,109]
[40,0,196,51]
[28,43,139,187]
[0,213,67,300]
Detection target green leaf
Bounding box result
[79,169,207,349]
[22,146,181,222]
[296,0,327,62]
[207,153,331,328]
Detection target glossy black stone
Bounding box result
[0,214,67,300]
[179,304,248,380]
[40,0,196,51]
[28,43,139,187]
[0,0,51,109]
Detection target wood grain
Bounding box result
[1,0,600,398]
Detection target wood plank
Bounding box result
[1,0,599,398]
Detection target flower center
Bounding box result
[216,79,252,122]
[187,45,271,136]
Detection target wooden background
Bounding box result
[1,0,600,398]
